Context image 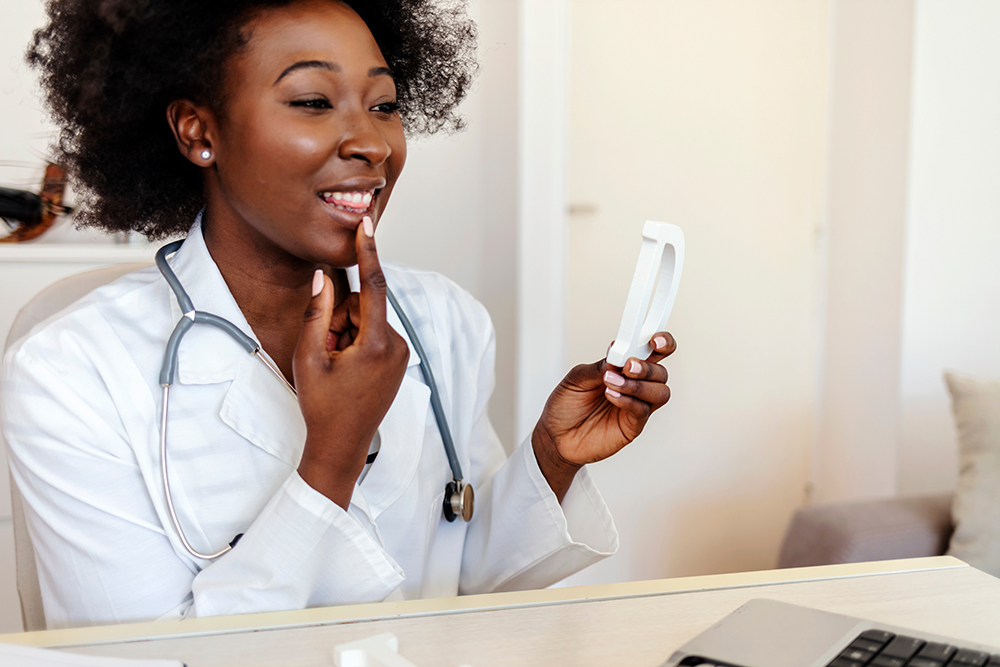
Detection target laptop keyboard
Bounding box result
[826,630,1000,667]
[680,629,1000,667]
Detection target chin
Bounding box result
[302,232,359,268]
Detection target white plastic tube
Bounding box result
[606,221,685,367]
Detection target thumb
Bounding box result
[294,269,335,373]
[561,358,609,391]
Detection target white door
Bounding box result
[561,0,828,586]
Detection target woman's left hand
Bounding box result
[532,332,676,501]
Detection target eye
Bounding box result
[371,101,400,115]
[289,97,332,110]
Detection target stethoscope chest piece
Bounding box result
[444,480,474,522]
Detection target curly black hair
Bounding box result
[27,0,478,239]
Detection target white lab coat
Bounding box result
[2,220,618,629]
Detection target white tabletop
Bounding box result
[3,556,998,666]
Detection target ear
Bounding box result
[166,99,217,166]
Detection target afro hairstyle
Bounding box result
[27,0,478,239]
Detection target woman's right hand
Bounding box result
[292,216,409,509]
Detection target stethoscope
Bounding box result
[156,240,474,561]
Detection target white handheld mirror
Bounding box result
[606,221,684,367]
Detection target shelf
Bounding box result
[0,243,158,264]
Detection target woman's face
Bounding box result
[206,0,406,268]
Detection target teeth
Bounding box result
[320,190,375,208]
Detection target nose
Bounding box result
[338,107,392,166]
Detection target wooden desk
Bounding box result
[2,557,998,666]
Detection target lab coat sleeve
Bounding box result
[2,337,404,629]
[457,313,619,594]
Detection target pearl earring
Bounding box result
[200,150,211,160]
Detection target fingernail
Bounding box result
[628,360,641,374]
[654,335,668,350]
[606,387,621,398]
[362,215,374,238]
[604,370,625,387]
[311,269,324,297]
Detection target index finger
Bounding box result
[646,332,677,363]
[355,215,388,339]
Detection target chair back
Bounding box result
[5,262,149,631]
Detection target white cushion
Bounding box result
[945,371,1000,577]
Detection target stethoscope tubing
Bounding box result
[384,287,463,483]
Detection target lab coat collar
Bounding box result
[168,217,257,386]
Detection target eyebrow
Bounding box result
[273,60,340,85]
[273,61,395,85]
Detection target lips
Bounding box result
[320,189,375,213]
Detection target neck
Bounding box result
[201,209,349,382]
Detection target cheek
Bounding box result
[284,134,326,162]
[247,135,326,184]
[230,120,328,184]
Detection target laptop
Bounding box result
[659,599,1000,667]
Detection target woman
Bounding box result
[3,0,676,628]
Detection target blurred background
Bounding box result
[1,0,999,632]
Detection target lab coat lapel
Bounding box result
[345,265,428,519]
[358,371,429,518]
[220,352,304,466]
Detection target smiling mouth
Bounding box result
[319,189,376,214]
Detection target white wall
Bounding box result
[897,0,1000,496]
[562,0,829,584]
[568,0,1000,582]
[0,1,49,195]
[515,0,570,444]
[812,0,914,503]
[557,0,1000,587]
[378,0,519,449]
[812,0,1000,505]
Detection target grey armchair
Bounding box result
[777,494,954,569]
